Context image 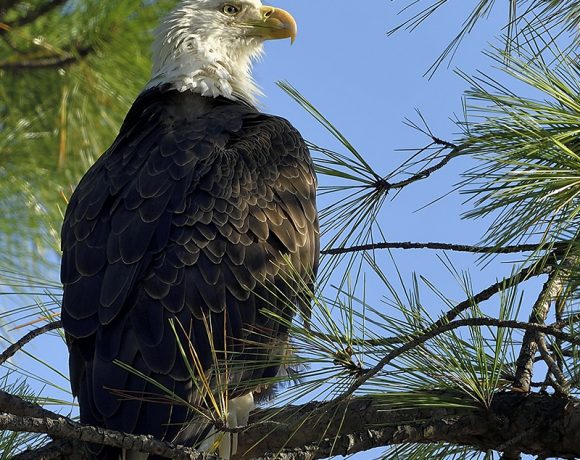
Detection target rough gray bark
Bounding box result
[8,393,579,459]
[513,268,566,392]
[0,413,209,459]
[234,393,580,459]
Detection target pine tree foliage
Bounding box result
[0,1,579,459]
[0,0,175,268]
[461,46,580,252]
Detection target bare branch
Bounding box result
[236,393,580,459]
[513,266,567,392]
[11,439,85,460]
[0,413,213,460]
[338,317,578,402]
[536,334,570,395]
[322,241,568,256]
[378,144,463,191]
[0,321,62,366]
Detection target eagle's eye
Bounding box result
[222,4,240,15]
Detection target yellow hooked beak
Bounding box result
[247,6,298,44]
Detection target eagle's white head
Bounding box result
[147,0,297,106]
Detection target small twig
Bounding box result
[0,320,62,365]
[0,0,67,36]
[555,296,566,373]
[0,45,93,70]
[376,145,463,191]
[431,136,458,150]
[322,241,568,256]
[554,313,580,329]
[336,317,580,402]
[536,334,570,395]
[436,262,554,328]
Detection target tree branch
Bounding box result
[11,439,85,460]
[376,143,463,191]
[0,45,94,70]
[0,386,215,459]
[0,389,61,420]
[6,392,580,460]
[322,241,568,256]
[536,334,570,395]
[435,261,554,327]
[0,0,67,36]
[235,393,580,459]
[338,317,578,402]
[0,320,62,366]
[513,266,567,392]
[0,413,213,460]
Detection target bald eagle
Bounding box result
[60,1,319,458]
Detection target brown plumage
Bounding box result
[61,85,319,458]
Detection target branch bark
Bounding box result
[322,241,568,256]
[0,321,62,365]
[0,413,212,460]
[379,143,463,190]
[11,439,85,460]
[234,393,580,459]
[513,266,567,392]
[8,393,580,460]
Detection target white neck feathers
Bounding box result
[146,5,263,106]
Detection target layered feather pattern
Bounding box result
[61,85,319,458]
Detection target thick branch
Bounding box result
[236,393,579,459]
[513,267,566,392]
[8,393,580,460]
[0,389,211,458]
[0,389,61,420]
[11,439,85,460]
[0,413,212,460]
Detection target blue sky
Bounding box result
[4,1,549,458]
[252,4,526,459]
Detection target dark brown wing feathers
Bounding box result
[61,86,318,454]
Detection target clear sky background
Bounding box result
[255,4,531,459]
[6,1,547,458]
